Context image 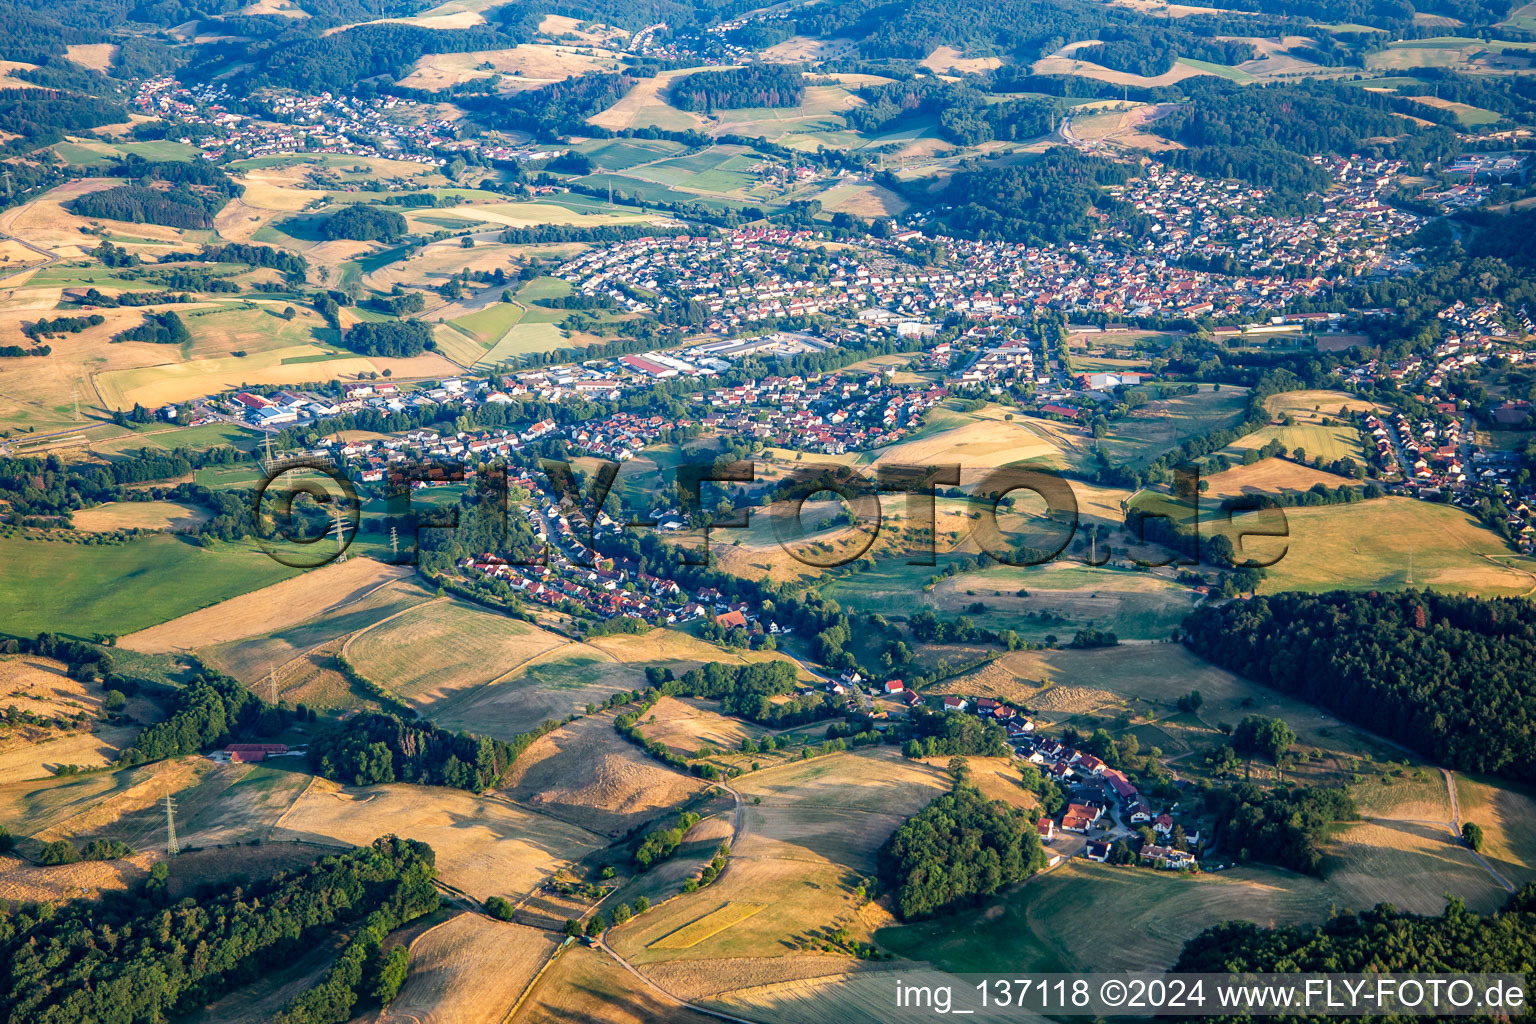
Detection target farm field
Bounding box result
[1322,820,1507,915]
[634,696,772,761]
[521,942,720,1023]
[1254,497,1536,597]
[121,558,413,653]
[273,775,603,902]
[344,598,569,708]
[1095,385,1250,471]
[1200,459,1360,501]
[0,534,300,638]
[611,749,948,974]
[877,860,1334,973]
[940,643,1408,771]
[499,710,711,836]
[70,500,212,533]
[381,912,558,1024]
[1453,773,1536,889]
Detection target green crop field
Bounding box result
[576,137,686,170]
[0,534,298,638]
[1095,385,1250,471]
[451,301,525,345]
[1177,57,1257,83]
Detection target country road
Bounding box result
[1441,767,1516,893]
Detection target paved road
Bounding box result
[0,229,59,284]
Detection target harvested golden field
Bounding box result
[537,13,627,45]
[872,419,1062,476]
[274,777,602,901]
[1323,820,1507,915]
[379,912,556,1024]
[950,644,1409,767]
[422,643,642,739]
[587,67,720,132]
[499,711,710,836]
[64,43,118,71]
[0,850,146,903]
[0,725,140,785]
[1201,459,1360,501]
[521,943,721,1024]
[344,598,569,708]
[175,764,317,847]
[0,179,186,253]
[71,500,212,533]
[1256,498,1536,598]
[920,45,1003,73]
[1453,774,1536,889]
[197,576,434,693]
[0,757,198,837]
[635,697,770,760]
[1032,52,1214,86]
[651,902,767,949]
[814,182,909,218]
[120,559,415,653]
[397,44,622,91]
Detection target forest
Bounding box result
[669,64,806,112]
[657,660,843,726]
[1175,885,1536,985]
[112,310,191,345]
[1185,590,1536,781]
[1077,31,1255,78]
[1210,782,1357,875]
[341,320,434,357]
[68,185,217,228]
[878,784,1046,920]
[319,204,407,241]
[903,148,1136,244]
[307,710,555,791]
[247,23,514,93]
[0,836,438,1024]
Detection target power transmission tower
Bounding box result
[390,524,398,557]
[1406,547,1414,586]
[332,504,349,563]
[2,169,11,199]
[72,385,81,423]
[269,667,278,705]
[263,432,274,470]
[164,796,179,856]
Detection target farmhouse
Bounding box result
[224,743,289,763]
[1141,843,1195,870]
[1084,841,1111,862]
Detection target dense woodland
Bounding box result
[900,148,1136,244]
[307,710,556,791]
[0,836,437,1024]
[879,784,1046,920]
[246,23,514,93]
[669,64,805,111]
[341,320,433,357]
[319,204,407,242]
[112,310,191,345]
[1185,590,1536,781]
[1211,782,1358,875]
